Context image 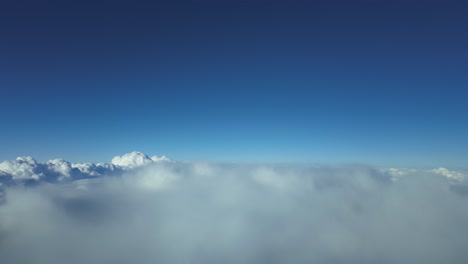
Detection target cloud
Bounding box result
[384,167,468,183]
[111,151,171,168]
[0,156,43,181]
[432,167,467,182]
[0,153,468,264]
[0,151,172,186]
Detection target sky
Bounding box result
[1,0,468,168]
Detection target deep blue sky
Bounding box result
[1,0,467,168]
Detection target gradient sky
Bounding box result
[1,0,467,168]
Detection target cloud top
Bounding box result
[111,151,163,168]
[0,151,171,185]
[1,152,468,264]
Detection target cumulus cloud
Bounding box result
[0,156,43,180]
[0,152,468,264]
[0,151,171,186]
[111,151,171,168]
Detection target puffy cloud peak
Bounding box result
[0,156,42,180]
[0,151,171,184]
[111,151,153,168]
[111,151,171,168]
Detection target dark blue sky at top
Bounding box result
[1,0,467,168]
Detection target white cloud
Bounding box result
[0,151,172,185]
[111,151,171,168]
[151,155,172,163]
[0,156,43,180]
[432,167,467,182]
[0,152,468,264]
[70,162,119,177]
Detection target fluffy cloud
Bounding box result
[0,156,43,180]
[111,151,171,168]
[0,153,468,264]
[0,151,171,185]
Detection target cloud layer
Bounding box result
[0,151,170,185]
[1,152,468,264]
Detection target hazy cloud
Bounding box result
[0,153,468,264]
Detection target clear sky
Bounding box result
[1,0,467,168]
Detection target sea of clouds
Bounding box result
[1,151,468,264]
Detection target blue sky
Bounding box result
[1,0,467,168]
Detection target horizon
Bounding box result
[1,150,467,172]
